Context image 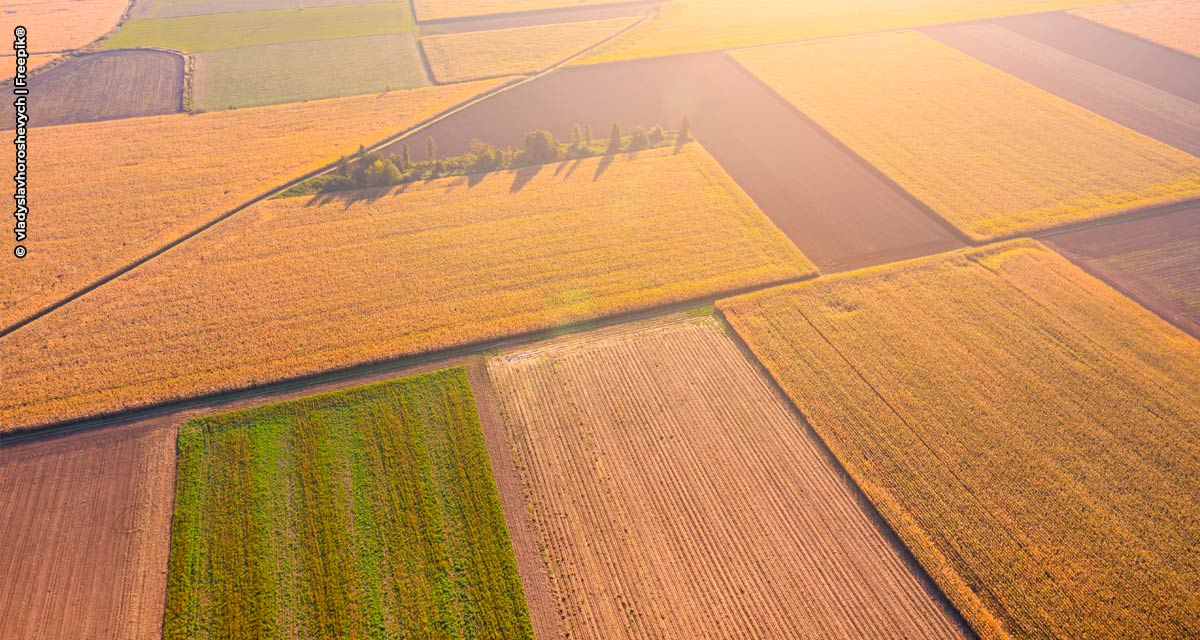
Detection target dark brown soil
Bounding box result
[419,1,659,35]
[384,53,962,271]
[995,12,1200,104]
[1047,205,1200,339]
[924,22,1200,156]
[0,49,183,128]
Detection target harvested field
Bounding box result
[0,145,813,430]
[0,53,58,81]
[0,78,502,333]
[422,17,638,83]
[720,240,1200,640]
[165,368,533,639]
[103,3,414,51]
[1048,205,1200,338]
[732,31,1200,241]
[0,423,175,640]
[1073,0,1200,57]
[384,53,962,271]
[133,0,385,19]
[194,34,427,110]
[420,1,657,35]
[486,313,969,639]
[997,11,1200,103]
[924,22,1200,156]
[579,0,1104,64]
[0,50,182,127]
[415,0,633,21]
[5,0,127,52]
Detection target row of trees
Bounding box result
[325,116,693,191]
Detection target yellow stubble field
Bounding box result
[0,144,814,430]
[730,30,1200,241]
[1073,0,1200,57]
[719,240,1200,639]
[0,78,503,331]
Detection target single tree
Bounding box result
[572,123,583,149]
[357,144,367,158]
[679,115,692,144]
[426,136,437,162]
[585,123,592,146]
[523,130,559,164]
[336,155,350,177]
[608,123,622,154]
[648,125,665,146]
[400,143,412,171]
[629,126,651,151]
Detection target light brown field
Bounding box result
[0,144,813,430]
[0,78,502,331]
[731,31,1200,241]
[720,240,1200,639]
[414,0,631,21]
[0,53,59,81]
[422,17,637,83]
[1072,0,1200,56]
[0,424,175,640]
[486,313,968,639]
[5,0,128,52]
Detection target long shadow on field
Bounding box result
[381,52,963,272]
[510,163,545,193]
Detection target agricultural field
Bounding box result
[997,11,1200,103]
[0,50,183,127]
[194,34,427,109]
[4,0,127,52]
[579,0,1108,64]
[0,79,501,333]
[0,144,813,430]
[924,21,1200,156]
[1073,0,1200,57]
[133,0,386,19]
[414,0,632,21]
[383,53,962,271]
[0,424,175,640]
[165,368,533,639]
[103,3,414,51]
[1048,206,1200,338]
[0,53,58,81]
[732,31,1200,241]
[422,17,638,83]
[486,313,969,638]
[719,241,1200,640]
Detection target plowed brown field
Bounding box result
[0,424,175,640]
[487,313,969,639]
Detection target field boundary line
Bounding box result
[1028,10,1200,63]
[0,275,812,444]
[720,52,976,247]
[0,9,656,340]
[415,0,660,28]
[1031,196,1200,240]
[712,307,979,639]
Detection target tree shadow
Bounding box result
[306,184,399,210]
[593,153,616,181]
[562,158,585,180]
[510,163,545,193]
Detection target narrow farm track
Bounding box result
[486,314,972,639]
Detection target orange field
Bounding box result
[0,144,813,430]
[0,79,502,331]
[6,0,129,52]
[486,313,969,639]
[720,240,1200,639]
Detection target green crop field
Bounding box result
[104,3,414,51]
[195,34,428,109]
[134,0,385,19]
[163,368,533,640]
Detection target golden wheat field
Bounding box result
[731,31,1200,240]
[0,79,502,331]
[0,144,813,430]
[5,0,127,52]
[487,312,968,639]
[580,0,1110,64]
[719,240,1200,640]
[423,18,638,83]
[1073,0,1200,57]
[413,0,630,21]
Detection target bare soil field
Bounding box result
[1048,206,1200,338]
[0,50,183,127]
[383,53,962,271]
[997,12,1200,104]
[0,423,175,640]
[1073,0,1200,58]
[487,313,971,639]
[925,22,1200,156]
[419,1,659,35]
